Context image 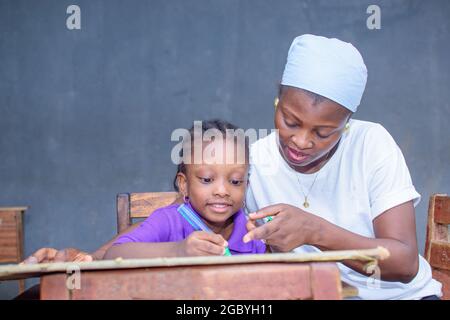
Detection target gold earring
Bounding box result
[344,122,350,132]
[274,97,279,109]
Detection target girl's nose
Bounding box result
[213,181,230,197]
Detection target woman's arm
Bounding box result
[314,201,419,283]
[23,195,185,263]
[244,201,419,283]
[22,222,143,263]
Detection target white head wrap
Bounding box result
[281,34,367,112]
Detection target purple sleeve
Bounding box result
[113,208,171,245]
[254,240,267,254]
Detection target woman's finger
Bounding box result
[76,253,94,262]
[247,204,284,220]
[22,248,58,264]
[246,219,257,232]
[54,249,69,262]
[242,222,279,243]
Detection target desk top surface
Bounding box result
[0,247,387,281]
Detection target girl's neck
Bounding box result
[204,217,234,240]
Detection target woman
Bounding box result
[242,34,441,299]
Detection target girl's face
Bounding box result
[177,139,248,228]
[275,87,351,173]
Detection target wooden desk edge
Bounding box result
[40,262,343,300]
[0,207,29,212]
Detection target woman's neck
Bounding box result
[293,140,340,174]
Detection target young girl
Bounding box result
[104,119,266,259]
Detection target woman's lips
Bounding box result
[285,146,311,164]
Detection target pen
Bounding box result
[177,204,232,256]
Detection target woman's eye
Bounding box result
[284,119,297,128]
[316,131,331,139]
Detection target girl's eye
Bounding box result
[199,177,212,183]
[230,180,243,186]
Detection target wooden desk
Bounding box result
[40,262,343,300]
[0,207,27,293]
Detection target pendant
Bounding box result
[303,197,309,208]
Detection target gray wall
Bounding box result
[1,0,449,298]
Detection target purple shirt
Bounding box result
[114,203,266,255]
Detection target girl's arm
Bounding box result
[95,195,185,259]
[103,242,182,259]
[103,231,229,260]
[244,200,419,283]
[90,222,142,260]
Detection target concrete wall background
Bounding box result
[1,0,449,298]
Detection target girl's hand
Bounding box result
[243,204,322,252]
[177,231,228,257]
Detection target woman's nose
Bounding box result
[292,130,313,149]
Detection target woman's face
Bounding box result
[275,87,351,173]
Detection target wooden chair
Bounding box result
[0,207,27,294]
[116,192,180,234]
[425,194,450,300]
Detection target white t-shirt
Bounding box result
[246,119,442,300]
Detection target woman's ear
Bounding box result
[176,172,188,198]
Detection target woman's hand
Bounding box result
[177,231,228,257]
[21,247,94,264]
[243,204,322,252]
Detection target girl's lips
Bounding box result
[285,146,311,164]
[207,203,232,213]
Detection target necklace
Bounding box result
[296,150,332,209]
[297,174,318,208]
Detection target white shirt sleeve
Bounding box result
[365,124,421,220]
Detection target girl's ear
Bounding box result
[176,172,188,198]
